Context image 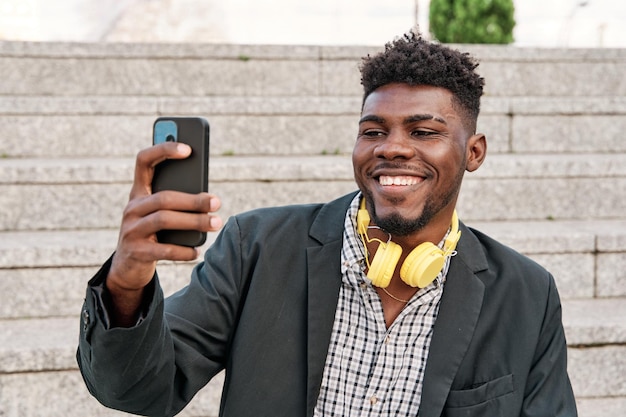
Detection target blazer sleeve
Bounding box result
[77,216,247,417]
[521,274,577,417]
[76,259,178,416]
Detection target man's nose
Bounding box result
[373,131,415,159]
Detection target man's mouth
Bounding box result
[378,175,422,186]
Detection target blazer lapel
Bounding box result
[418,224,488,417]
[305,193,356,416]
[305,243,343,416]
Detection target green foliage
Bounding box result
[429,0,515,44]
[321,148,342,156]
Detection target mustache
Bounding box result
[369,162,431,177]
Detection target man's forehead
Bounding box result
[361,84,456,119]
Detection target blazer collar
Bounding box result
[308,191,358,244]
[418,222,488,417]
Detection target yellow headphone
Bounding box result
[357,199,461,289]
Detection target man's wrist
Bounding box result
[104,277,146,328]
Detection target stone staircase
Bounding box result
[0,41,625,416]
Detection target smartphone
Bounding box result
[151,117,210,247]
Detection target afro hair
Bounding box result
[360,31,485,129]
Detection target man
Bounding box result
[77,32,577,416]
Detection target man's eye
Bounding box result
[412,129,437,137]
[362,130,384,137]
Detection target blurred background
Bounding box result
[0,0,623,48]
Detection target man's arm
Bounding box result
[76,142,223,415]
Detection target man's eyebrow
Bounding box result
[359,113,447,125]
[359,114,385,124]
[404,114,447,125]
[359,114,447,125]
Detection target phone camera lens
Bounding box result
[165,134,175,142]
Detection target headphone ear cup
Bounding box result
[367,241,402,288]
[400,243,445,288]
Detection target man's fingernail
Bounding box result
[210,216,223,229]
[177,143,191,154]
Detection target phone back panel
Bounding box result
[152,117,209,247]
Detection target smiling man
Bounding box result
[351,81,485,328]
[78,32,577,417]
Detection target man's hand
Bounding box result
[106,142,222,326]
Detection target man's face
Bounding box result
[352,83,481,238]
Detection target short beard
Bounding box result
[371,203,435,237]
[364,164,465,237]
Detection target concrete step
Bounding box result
[1,41,626,98]
[0,368,223,417]
[1,96,625,158]
[0,219,624,319]
[0,298,624,416]
[577,398,626,417]
[1,153,625,233]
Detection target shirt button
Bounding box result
[370,395,379,405]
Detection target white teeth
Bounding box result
[379,175,419,186]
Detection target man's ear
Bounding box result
[466,133,487,172]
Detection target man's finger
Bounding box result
[119,240,201,264]
[127,191,214,219]
[129,143,192,199]
[131,210,217,237]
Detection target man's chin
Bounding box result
[372,211,429,237]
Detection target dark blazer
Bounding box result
[78,192,577,417]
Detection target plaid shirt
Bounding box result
[313,193,452,416]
